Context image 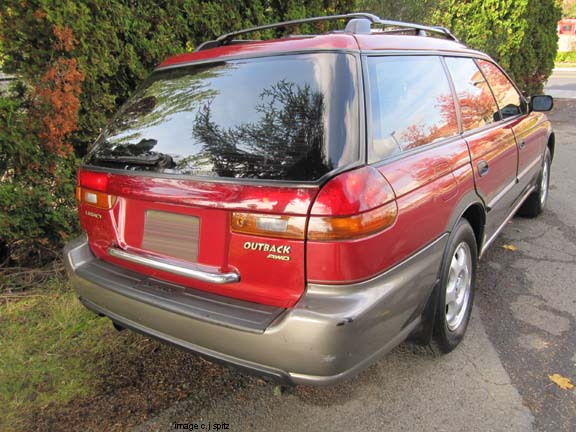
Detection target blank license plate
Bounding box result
[141,210,200,262]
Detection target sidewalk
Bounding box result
[546,68,576,99]
[546,89,576,98]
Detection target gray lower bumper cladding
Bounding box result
[64,234,446,385]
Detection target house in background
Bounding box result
[558,18,576,52]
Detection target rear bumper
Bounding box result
[64,234,446,385]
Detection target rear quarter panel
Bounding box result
[306,138,475,284]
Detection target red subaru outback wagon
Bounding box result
[65,13,554,385]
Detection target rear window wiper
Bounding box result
[96,152,175,168]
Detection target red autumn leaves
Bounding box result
[33,24,84,160]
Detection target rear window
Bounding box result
[85,53,359,182]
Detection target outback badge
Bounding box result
[243,241,291,261]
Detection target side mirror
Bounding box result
[530,95,554,112]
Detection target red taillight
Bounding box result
[307,166,397,240]
[76,170,116,209]
[230,166,397,241]
[310,166,396,216]
[78,170,109,192]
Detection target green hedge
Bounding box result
[556,51,576,63]
[358,0,439,24]
[434,0,561,94]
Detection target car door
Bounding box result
[444,57,519,241]
[477,60,549,193]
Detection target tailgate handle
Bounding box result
[108,247,240,284]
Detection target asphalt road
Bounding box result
[136,82,576,432]
[545,68,576,99]
[477,97,576,431]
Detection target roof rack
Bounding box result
[195,13,459,52]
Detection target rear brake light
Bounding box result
[307,166,397,241]
[78,170,109,192]
[310,166,395,216]
[76,170,116,209]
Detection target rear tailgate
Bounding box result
[79,173,318,308]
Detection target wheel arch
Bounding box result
[460,203,485,255]
[409,198,486,345]
[444,193,487,256]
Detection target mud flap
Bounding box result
[406,280,440,345]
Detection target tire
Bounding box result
[432,219,477,353]
[517,147,551,218]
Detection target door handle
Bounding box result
[519,140,526,149]
[477,160,489,177]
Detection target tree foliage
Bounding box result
[0,18,83,265]
[358,0,439,24]
[434,0,561,94]
[563,0,576,18]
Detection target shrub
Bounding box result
[358,0,439,24]
[556,51,576,63]
[0,22,82,266]
[434,0,562,94]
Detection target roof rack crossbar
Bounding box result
[195,13,459,52]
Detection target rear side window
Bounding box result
[367,56,458,162]
[86,53,359,182]
[445,57,500,132]
[477,60,525,118]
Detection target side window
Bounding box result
[445,57,500,132]
[367,56,459,162]
[477,60,525,118]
